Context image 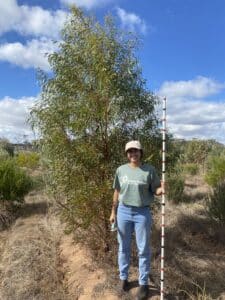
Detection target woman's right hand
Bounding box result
[109,211,116,224]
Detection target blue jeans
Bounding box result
[117,203,151,285]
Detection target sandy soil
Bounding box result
[59,234,119,299]
[59,233,161,299]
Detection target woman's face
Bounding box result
[127,148,141,163]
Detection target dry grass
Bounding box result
[150,175,225,299]
[180,282,213,300]
[0,191,67,300]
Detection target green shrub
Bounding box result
[167,173,185,204]
[16,151,40,169]
[183,163,198,175]
[206,181,225,225]
[0,139,14,157]
[3,143,14,157]
[0,148,9,160]
[205,155,225,187]
[0,159,33,203]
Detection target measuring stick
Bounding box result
[160,96,166,300]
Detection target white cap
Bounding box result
[125,140,142,152]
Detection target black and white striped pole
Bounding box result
[160,96,166,300]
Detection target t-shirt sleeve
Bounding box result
[150,167,161,193]
[113,168,120,190]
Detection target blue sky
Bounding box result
[0,0,225,143]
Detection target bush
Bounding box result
[0,159,33,203]
[3,143,14,157]
[16,151,40,169]
[205,155,225,187]
[0,139,14,157]
[206,181,225,225]
[0,148,9,160]
[183,163,198,175]
[181,140,213,165]
[167,173,185,204]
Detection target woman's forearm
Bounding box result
[111,189,119,213]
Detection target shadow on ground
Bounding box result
[18,201,49,218]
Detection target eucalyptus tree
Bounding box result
[30,7,160,253]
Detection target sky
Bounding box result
[0,0,225,144]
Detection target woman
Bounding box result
[110,140,163,300]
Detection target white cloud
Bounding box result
[168,122,225,145]
[0,0,19,35]
[159,76,225,99]
[0,96,36,142]
[116,7,147,34]
[157,77,225,144]
[0,38,57,71]
[60,0,113,10]
[0,0,67,38]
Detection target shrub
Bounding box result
[206,181,225,225]
[0,148,9,160]
[183,163,198,175]
[181,140,213,165]
[167,173,185,204]
[0,159,33,203]
[16,151,40,169]
[3,143,14,157]
[205,155,225,187]
[0,139,14,157]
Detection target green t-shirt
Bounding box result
[113,163,161,207]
